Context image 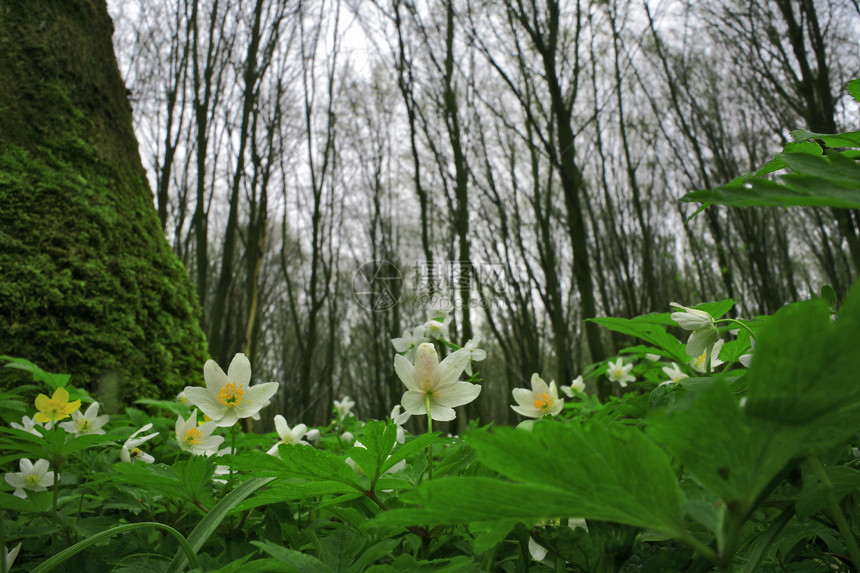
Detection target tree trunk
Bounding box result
[0,0,207,404]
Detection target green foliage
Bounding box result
[682,81,860,210]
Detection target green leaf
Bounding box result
[589,315,686,363]
[233,480,359,511]
[381,432,439,476]
[745,280,860,439]
[790,129,860,147]
[347,419,398,485]
[31,522,199,573]
[166,477,275,573]
[275,445,362,487]
[848,78,860,103]
[797,465,860,518]
[469,423,687,534]
[754,141,822,176]
[174,455,216,503]
[374,422,687,539]
[253,540,334,573]
[683,174,860,209]
[470,519,521,554]
[648,379,803,514]
[0,355,70,389]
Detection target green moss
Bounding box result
[0,0,207,405]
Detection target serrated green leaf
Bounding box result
[790,129,860,147]
[797,465,860,518]
[470,519,520,554]
[347,420,398,485]
[745,280,860,435]
[252,540,334,573]
[174,455,216,502]
[588,315,686,363]
[1,355,70,388]
[275,444,363,487]
[373,422,686,539]
[648,379,803,514]
[466,423,687,535]
[233,480,358,511]
[349,538,399,573]
[848,78,860,103]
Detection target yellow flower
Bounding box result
[34,387,81,423]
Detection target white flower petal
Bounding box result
[394,354,418,391]
[227,353,252,386]
[401,390,428,415]
[203,359,230,392]
[436,349,471,387]
[433,380,481,408]
[183,387,226,421]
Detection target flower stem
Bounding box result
[715,318,756,341]
[808,455,860,568]
[425,394,433,480]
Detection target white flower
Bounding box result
[345,440,406,476]
[395,343,480,421]
[739,337,756,368]
[463,336,488,376]
[688,339,725,373]
[561,375,585,398]
[333,396,355,419]
[175,409,224,456]
[121,423,158,463]
[10,415,51,435]
[183,353,279,428]
[528,519,587,562]
[211,447,233,484]
[607,358,635,387]
[660,363,689,385]
[512,374,564,418]
[4,543,21,572]
[670,302,719,358]
[266,415,309,455]
[305,428,321,445]
[389,404,412,443]
[176,391,189,404]
[645,353,662,362]
[422,314,451,340]
[4,458,53,498]
[392,327,428,362]
[58,402,109,436]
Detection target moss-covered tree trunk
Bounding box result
[0,0,207,404]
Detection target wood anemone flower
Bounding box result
[175,409,224,456]
[511,373,564,418]
[670,302,719,359]
[395,343,480,422]
[183,353,279,428]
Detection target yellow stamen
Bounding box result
[217,383,244,407]
[130,448,142,460]
[77,418,91,433]
[25,474,41,487]
[184,427,203,446]
[533,391,554,412]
